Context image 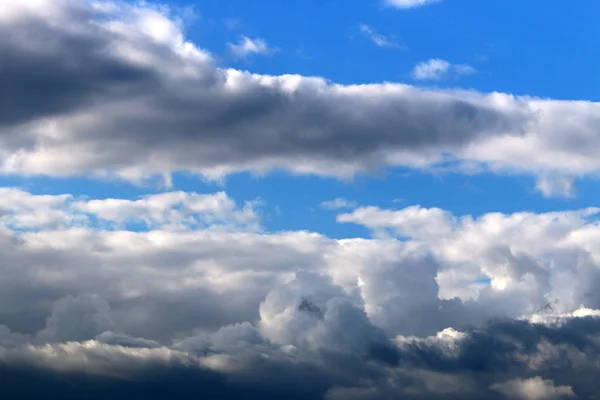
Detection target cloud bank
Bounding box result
[2,0,600,196]
[0,187,600,398]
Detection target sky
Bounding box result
[2,0,600,399]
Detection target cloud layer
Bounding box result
[2,0,600,196]
[1,186,600,397]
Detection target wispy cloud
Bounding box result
[223,17,242,31]
[228,36,274,58]
[359,24,405,49]
[385,0,443,9]
[412,58,476,80]
[320,198,358,210]
[536,175,576,198]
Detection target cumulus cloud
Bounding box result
[0,187,260,231]
[337,204,600,308]
[2,187,600,396]
[412,58,476,80]
[36,294,114,343]
[2,0,600,194]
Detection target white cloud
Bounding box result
[454,63,477,75]
[359,24,404,48]
[337,205,453,239]
[320,198,358,210]
[337,204,600,310]
[535,175,576,198]
[0,188,260,232]
[228,35,272,58]
[0,188,83,229]
[412,58,476,80]
[413,59,451,80]
[491,377,576,400]
[385,0,443,9]
[72,191,262,231]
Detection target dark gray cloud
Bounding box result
[1,244,598,399]
[0,4,156,129]
[36,294,113,343]
[0,355,324,400]
[2,313,600,399]
[3,0,600,196]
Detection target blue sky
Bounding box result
[184,0,600,99]
[2,0,600,237]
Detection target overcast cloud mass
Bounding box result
[2,0,600,399]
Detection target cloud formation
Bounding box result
[1,0,600,195]
[412,59,476,80]
[3,1,600,397]
[359,24,405,49]
[228,36,273,58]
[320,198,359,210]
[1,187,600,397]
[491,377,576,400]
[0,187,260,231]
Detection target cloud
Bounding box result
[36,294,114,343]
[7,1,600,398]
[228,36,273,58]
[385,0,443,9]
[0,187,261,232]
[4,187,600,342]
[337,205,453,239]
[491,377,576,400]
[2,187,600,396]
[2,0,600,195]
[535,175,576,198]
[412,59,476,80]
[359,24,405,49]
[3,304,600,398]
[320,198,358,210]
[336,204,600,311]
[71,190,262,231]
